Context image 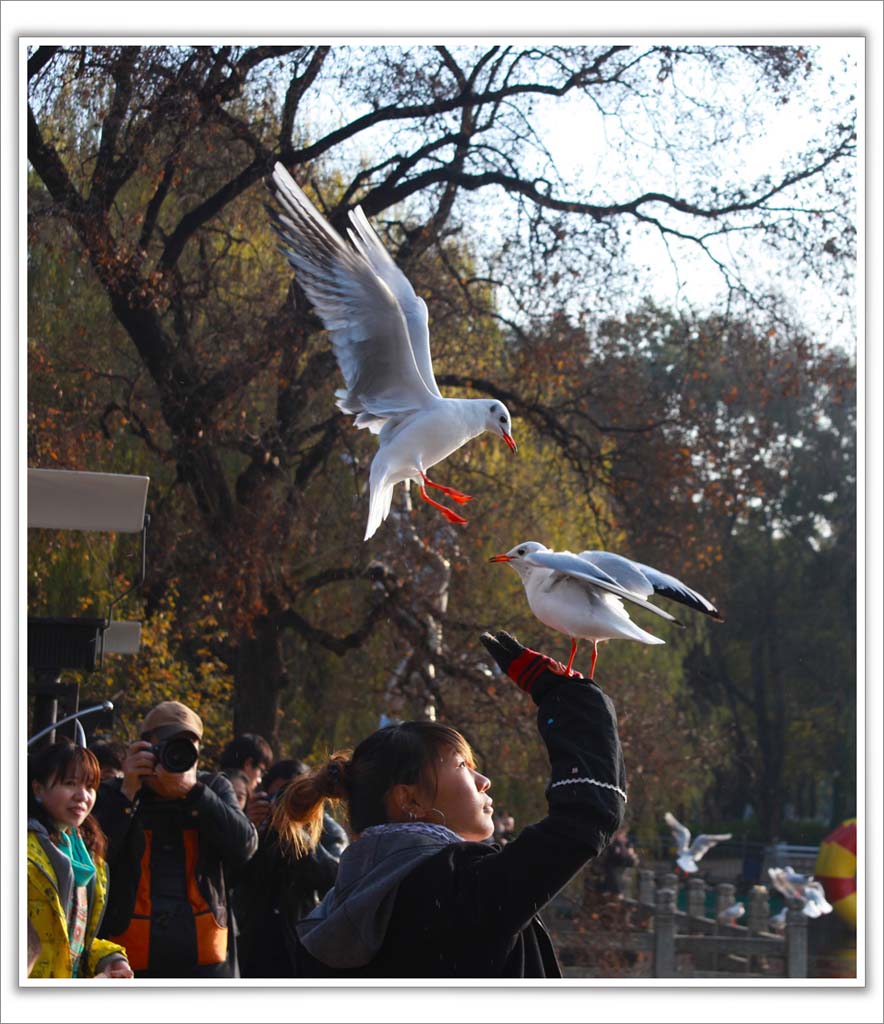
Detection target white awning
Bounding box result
[28,468,149,533]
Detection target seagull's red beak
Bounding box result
[489,554,512,563]
[501,432,517,453]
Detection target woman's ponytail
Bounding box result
[270,751,351,858]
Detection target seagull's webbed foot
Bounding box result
[418,483,468,525]
[420,471,473,506]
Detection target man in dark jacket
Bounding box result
[93,701,258,978]
[234,760,346,977]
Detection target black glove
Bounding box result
[480,631,583,705]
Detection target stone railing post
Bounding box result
[748,884,769,934]
[715,881,736,922]
[654,886,677,978]
[687,875,709,974]
[638,869,655,906]
[714,882,736,973]
[687,877,706,922]
[785,899,808,978]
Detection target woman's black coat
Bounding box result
[294,674,626,978]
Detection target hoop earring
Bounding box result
[430,807,447,826]
[407,809,416,821]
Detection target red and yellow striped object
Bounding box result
[815,818,857,930]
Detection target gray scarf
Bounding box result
[296,822,462,968]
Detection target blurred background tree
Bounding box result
[27,43,856,839]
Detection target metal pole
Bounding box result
[27,702,114,747]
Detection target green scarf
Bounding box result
[56,828,96,888]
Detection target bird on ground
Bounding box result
[717,902,745,927]
[267,163,517,541]
[663,811,733,874]
[767,867,834,918]
[489,542,723,677]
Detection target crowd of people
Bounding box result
[26,630,628,980]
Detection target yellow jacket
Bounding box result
[27,825,128,978]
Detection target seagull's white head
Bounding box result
[483,401,517,453]
[489,541,549,579]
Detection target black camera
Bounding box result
[150,736,199,773]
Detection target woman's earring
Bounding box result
[408,809,416,821]
[430,807,447,826]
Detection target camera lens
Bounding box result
[159,736,198,773]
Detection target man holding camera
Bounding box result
[93,701,258,978]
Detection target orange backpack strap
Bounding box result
[182,828,228,965]
[106,831,152,972]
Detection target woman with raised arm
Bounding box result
[271,631,627,978]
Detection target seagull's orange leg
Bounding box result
[589,640,598,679]
[420,470,473,505]
[565,638,579,676]
[418,483,468,525]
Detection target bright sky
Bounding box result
[292,39,860,351]
[521,40,861,348]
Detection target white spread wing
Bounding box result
[664,811,691,853]
[802,881,833,915]
[690,832,733,863]
[525,550,681,625]
[268,164,437,419]
[580,551,723,621]
[346,206,442,399]
[768,867,804,901]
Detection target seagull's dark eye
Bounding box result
[499,415,507,424]
[517,548,525,556]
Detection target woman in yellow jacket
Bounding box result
[27,739,133,979]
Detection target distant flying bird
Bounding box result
[267,163,517,541]
[717,902,745,927]
[767,867,834,918]
[489,542,723,676]
[664,811,733,874]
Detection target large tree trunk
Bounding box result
[232,616,287,746]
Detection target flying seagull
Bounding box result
[489,542,723,676]
[267,163,517,541]
[767,867,834,918]
[664,811,733,874]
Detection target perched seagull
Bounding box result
[717,902,745,927]
[767,867,834,918]
[664,811,733,874]
[768,906,789,933]
[267,163,517,541]
[489,542,723,676]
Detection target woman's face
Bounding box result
[33,768,96,831]
[423,746,494,842]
